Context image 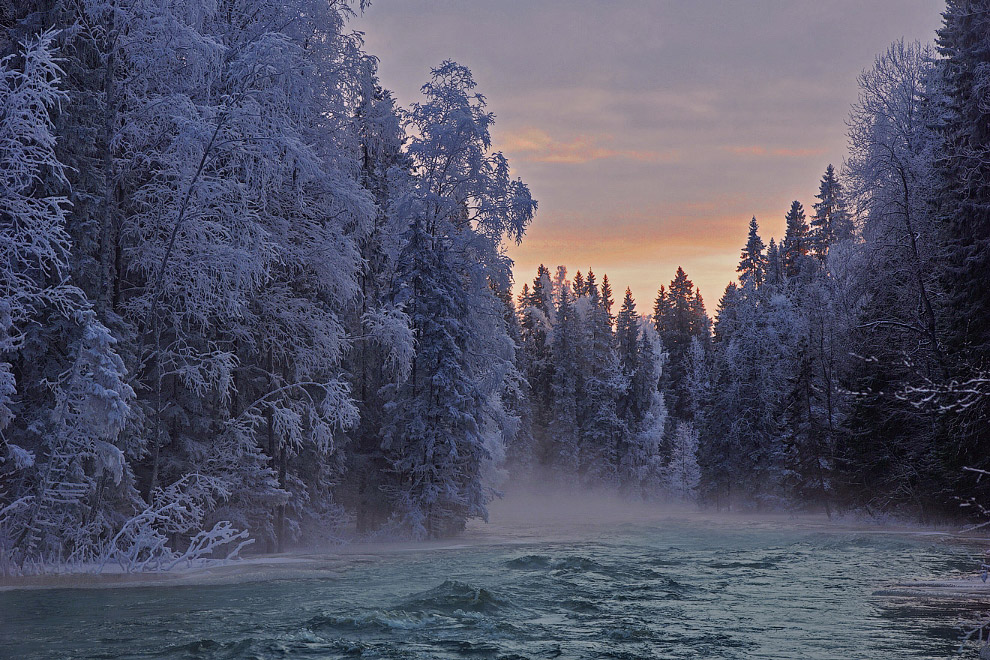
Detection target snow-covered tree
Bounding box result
[931,2,990,504]
[0,29,75,424]
[576,270,625,485]
[404,60,536,497]
[666,422,700,502]
[619,317,668,497]
[654,267,709,422]
[517,265,555,473]
[766,238,783,288]
[840,39,948,511]
[738,217,767,289]
[810,164,854,262]
[379,217,489,538]
[548,285,582,475]
[781,201,814,281]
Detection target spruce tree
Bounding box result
[782,201,814,280]
[518,266,555,472]
[653,285,669,329]
[601,274,616,325]
[766,238,783,288]
[810,164,853,261]
[936,1,990,357]
[577,269,624,485]
[738,217,767,289]
[624,322,668,495]
[380,217,489,538]
[667,422,701,502]
[616,289,640,375]
[933,0,990,502]
[549,286,581,474]
[655,268,710,422]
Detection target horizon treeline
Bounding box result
[1,0,989,575]
[507,4,990,519]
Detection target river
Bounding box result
[0,498,984,659]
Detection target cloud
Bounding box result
[723,145,826,158]
[502,127,678,164]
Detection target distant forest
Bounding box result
[1,1,989,574]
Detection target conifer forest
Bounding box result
[1,0,990,597]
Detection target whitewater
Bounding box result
[1,494,986,659]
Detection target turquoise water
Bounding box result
[0,516,981,659]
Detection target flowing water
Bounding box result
[1,503,985,659]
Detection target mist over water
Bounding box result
[1,492,982,659]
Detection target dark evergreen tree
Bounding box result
[496,281,535,481]
[573,270,585,297]
[782,201,814,281]
[653,285,669,327]
[549,286,581,474]
[810,164,854,261]
[380,218,489,538]
[932,0,990,500]
[345,74,411,534]
[766,238,783,288]
[738,217,767,289]
[601,274,616,325]
[616,288,640,376]
[654,268,710,422]
[517,265,555,473]
[577,270,624,485]
[936,2,990,358]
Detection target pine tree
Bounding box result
[497,282,534,479]
[518,265,555,472]
[653,285,669,331]
[577,269,624,485]
[936,2,990,357]
[810,164,853,261]
[782,201,814,280]
[380,218,489,538]
[932,2,990,502]
[691,289,712,340]
[549,286,581,474]
[553,265,569,299]
[616,289,647,486]
[601,274,616,325]
[766,238,783,288]
[713,282,740,342]
[616,289,640,375]
[654,268,710,422]
[621,322,668,496]
[666,422,701,502]
[584,269,598,298]
[738,217,767,289]
[573,270,585,297]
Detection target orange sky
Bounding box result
[358,0,944,313]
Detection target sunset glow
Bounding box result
[359,0,943,306]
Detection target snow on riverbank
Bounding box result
[3,494,987,594]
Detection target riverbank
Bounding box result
[3,492,987,593]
